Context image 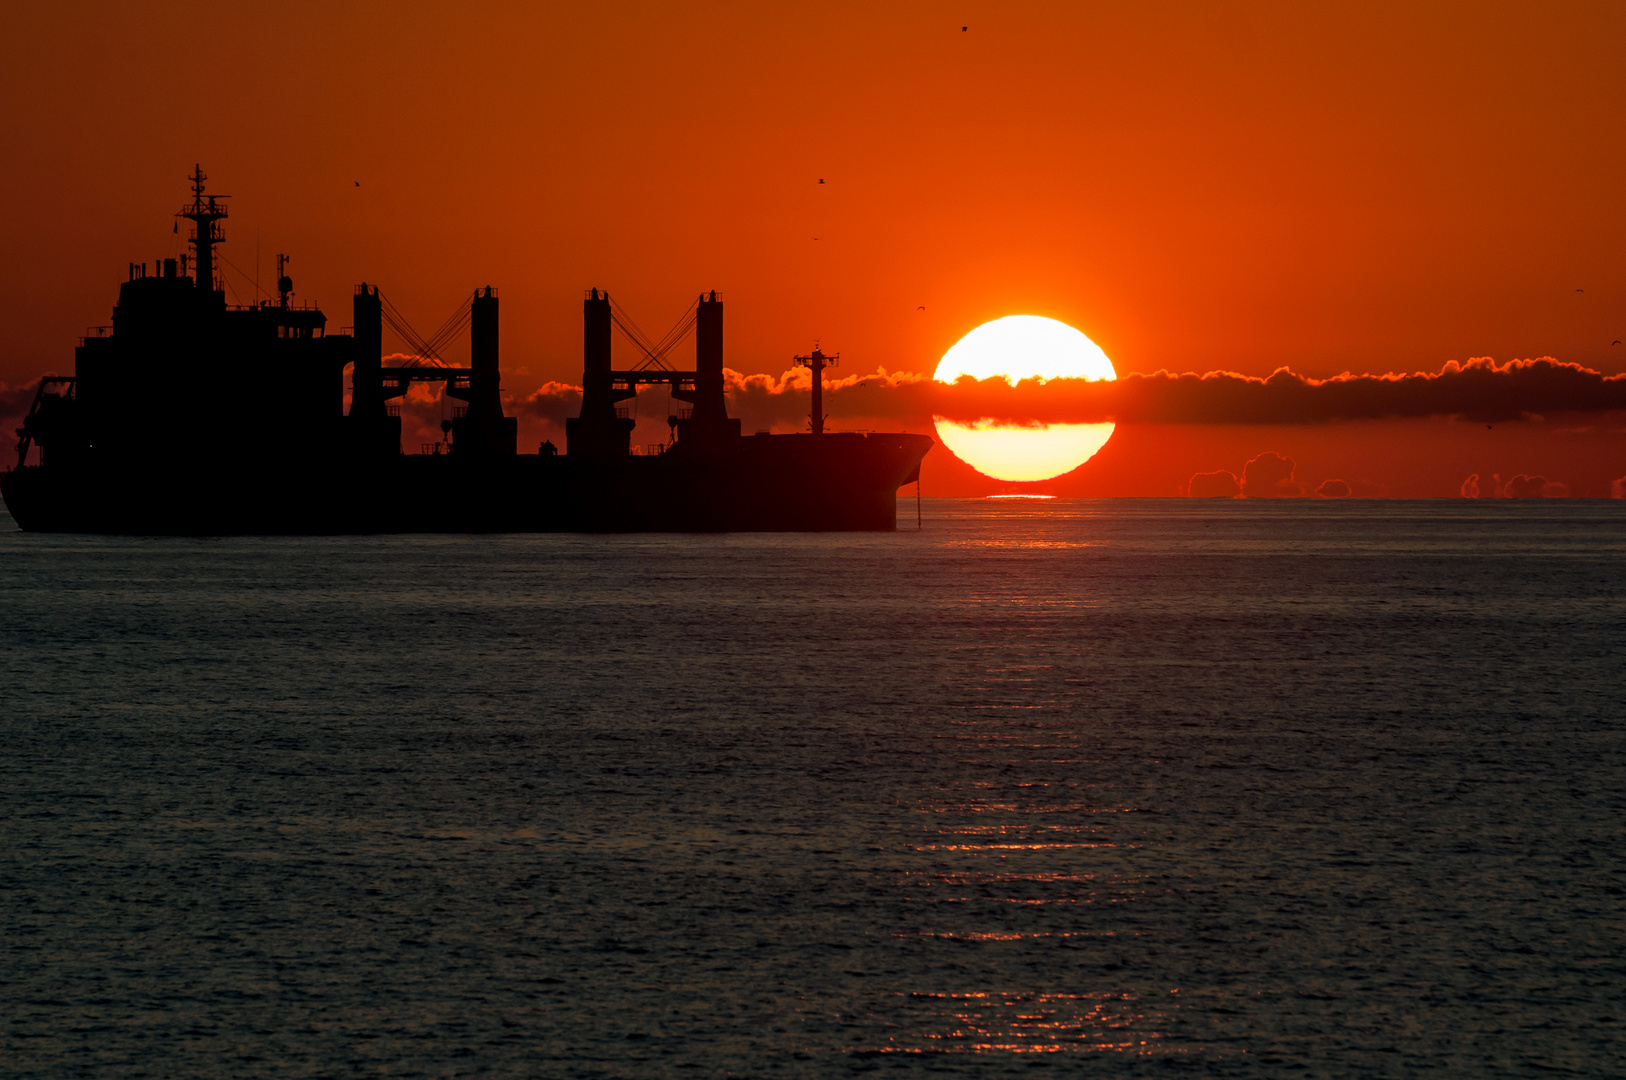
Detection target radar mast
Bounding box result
[177,165,228,297]
[793,344,839,435]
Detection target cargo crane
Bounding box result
[350,285,517,457]
[567,290,739,456]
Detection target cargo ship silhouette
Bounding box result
[2,169,930,533]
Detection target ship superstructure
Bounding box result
[2,170,929,533]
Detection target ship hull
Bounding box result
[1,432,930,535]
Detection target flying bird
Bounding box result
[962,26,968,31]
[918,306,926,311]
[1576,287,1584,292]
[355,181,360,186]
[818,179,824,184]
[1613,340,1622,346]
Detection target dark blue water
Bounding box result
[2,499,1623,1077]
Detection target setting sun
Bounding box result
[932,316,1117,482]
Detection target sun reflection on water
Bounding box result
[851,991,1174,1056]
[855,643,1186,1059]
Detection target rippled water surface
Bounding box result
[2,499,1623,1077]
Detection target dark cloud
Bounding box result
[1,375,53,424]
[512,370,856,435]
[1188,470,1241,498]
[1315,478,1351,498]
[513,381,584,426]
[725,368,920,433]
[924,357,1626,427]
[593,357,1626,431]
[24,354,1617,450]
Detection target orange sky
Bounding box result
[4,2,1624,495]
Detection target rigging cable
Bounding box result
[608,294,699,370]
[216,251,257,306]
[377,289,475,368]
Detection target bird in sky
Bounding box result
[818,179,824,184]
[1613,340,1622,346]
[918,306,926,311]
[354,181,360,186]
[962,26,968,31]
[1575,287,1584,291]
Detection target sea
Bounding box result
[2,498,1622,1078]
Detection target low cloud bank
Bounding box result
[726,368,927,432]
[525,357,1626,431]
[12,356,1625,445]
[513,368,926,435]
[927,357,1626,426]
[1462,473,1570,498]
[513,381,585,425]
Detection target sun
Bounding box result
[932,315,1117,482]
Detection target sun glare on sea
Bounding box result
[932,315,1116,482]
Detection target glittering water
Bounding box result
[2,499,1623,1077]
